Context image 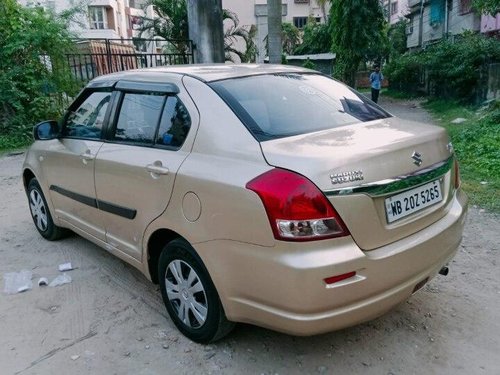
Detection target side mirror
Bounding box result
[34,120,59,140]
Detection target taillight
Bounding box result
[246,168,350,241]
[454,159,461,189]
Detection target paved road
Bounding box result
[0,98,499,375]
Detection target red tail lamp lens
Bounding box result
[246,168,350,241]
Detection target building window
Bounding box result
[459,0,473,14]
[293,17,308,29]
[429,0,444,25]
[89,6,108,30]
[390,1,398,15]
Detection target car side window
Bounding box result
[114,93,164,144]
[156,96,191,148]
[63,91,111,139]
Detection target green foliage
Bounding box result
[294,19,332,55]
[302,58,316,70]
[224,14,258,63]
[281,22,300,55]
[139,0,189,53]
[472,0,500,15]
[0,0,78,147]
[140,1,256,62]
[386,32,500,102]
[330,0,386,86]
[424,99,500,212]
[387,20,408,58]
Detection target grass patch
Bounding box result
[423,99,499,212]
[0,135,31,153]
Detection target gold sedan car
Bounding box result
[22,65,467,343]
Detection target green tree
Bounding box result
[472,0,500,15]
[224,10,258,63]
[281,22,300,55]
[0,0,77,146]
[139,0,190,53]
[294,19,332,55]
[329,0,386,87]
[139,0,256,62]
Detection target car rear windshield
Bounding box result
[210,73,391,141]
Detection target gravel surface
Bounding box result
[0,98,499,375]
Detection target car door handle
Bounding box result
[146,162,169,176]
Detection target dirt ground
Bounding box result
[1,97,499,375]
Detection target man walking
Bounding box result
[370,65,383,103]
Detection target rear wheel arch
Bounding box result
[147,228,184,284]
[23,169,36,192]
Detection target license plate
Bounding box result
[385,180,443,223]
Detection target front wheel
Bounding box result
[158,238,234,343]
[27,178,67,240]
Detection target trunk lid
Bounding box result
[260,117,456,250]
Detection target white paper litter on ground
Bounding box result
[3,270,33,294]
[58,262,74,272]
[49,273,72,287]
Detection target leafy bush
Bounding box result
[294,20,332,55]
[385,33,500,102]
[424,99,500,211]
[0,0,79,148]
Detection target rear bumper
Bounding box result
[195,189,467,336]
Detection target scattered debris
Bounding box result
[70,355,80,361]
[450,118,467,124]
[480,181,488,185]
[38,277,48,287]
[145,345,150,350]
[162,344,169,350]
[204,351,216,360]
[49,273,72,287]
[58,263,74,272]
[3,270,33,294]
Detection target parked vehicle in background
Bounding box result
[22,65,467,343]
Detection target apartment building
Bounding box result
[383,0,410,24]
[406,0,481,49]
[18,0,154,40]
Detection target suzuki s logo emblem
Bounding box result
[411,151,422,166]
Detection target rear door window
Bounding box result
[114,93,164,145]
[110,91,191,148]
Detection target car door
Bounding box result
[41,89,114,240]
[94,80,196,260]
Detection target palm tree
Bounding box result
[223,10,257,63]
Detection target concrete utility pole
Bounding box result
[187,0,225,63]
[267,0,282,64]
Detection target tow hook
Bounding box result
[438,266,449,276]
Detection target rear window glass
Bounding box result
[210,73,391,141]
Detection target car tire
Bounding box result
[158,238,235,343]
[27,178,68,241]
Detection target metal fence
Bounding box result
[66,38,195,84]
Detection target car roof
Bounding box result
[88,64,314,87]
